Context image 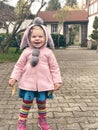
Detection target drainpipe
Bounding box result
[87,0,90,17]
[87,0,90,40]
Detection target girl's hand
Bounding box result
[54,83,61,91]
[9,78,16,87]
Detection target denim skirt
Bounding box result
[19,89,54,101]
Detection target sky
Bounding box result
[6,0,83,7]
[6,0,83,14]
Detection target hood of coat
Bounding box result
[20,24,48,49]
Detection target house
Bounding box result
[0,1,15,33]
[0,1,89,46]
[82,0,98,37]
[0,1,34,33]
[38,10,88,46]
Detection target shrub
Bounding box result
[0,33,22,47]
[51,34,66,48]
[91,16,98,42]
[0,33,5,43]
[91,30,98,40]
[10,33,22,47]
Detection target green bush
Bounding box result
[0,33,23,47]
[91,30,98,41]
[10,33,22,47]
[0,33,5,43]
[0,33,66,49]
[91,16,98,41]
[51,34,66,48]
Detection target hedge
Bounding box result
[51,34,66,48]
[0,33,66,48]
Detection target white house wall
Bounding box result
[0,28,6,33]
[0,21,15,33]
[19,20,32,30]
[87,15,97,37]
[58,23,63,34]
[46,23,63,35]
[9,22,15,33]
[87,0,98,37]
[82,0,98,38]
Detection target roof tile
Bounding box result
[38,10,88,23]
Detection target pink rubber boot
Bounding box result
[17,120,26,130]
[38,117,51,130]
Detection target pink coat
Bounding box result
[10,47,62,92]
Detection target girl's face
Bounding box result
[29,26,46,48]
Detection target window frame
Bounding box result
[51,24,58,33]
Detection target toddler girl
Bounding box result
[9,24,62,130]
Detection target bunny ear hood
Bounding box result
[20,25,32,49]
[20,24,48,49]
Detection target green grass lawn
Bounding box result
[0,47,22,62]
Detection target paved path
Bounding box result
[1,46,98,130]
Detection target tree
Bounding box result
[54,5,72,47]
[91,16,98,41]
[93,16,98,30]
[91,16,98,51]
[66,0,77,8]
[0,0,46,53]
[15,0,31,17]
[55,3,80,46]
[62,2,80,45]
[46,0,61,11]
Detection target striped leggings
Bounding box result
[18,99,46,120]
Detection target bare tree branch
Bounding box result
[36,0,46,16]
[0,0,46,53]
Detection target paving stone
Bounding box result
[1,46,98,130]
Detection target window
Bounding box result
[51,24,58,33]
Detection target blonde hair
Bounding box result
[29,25,45,37]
